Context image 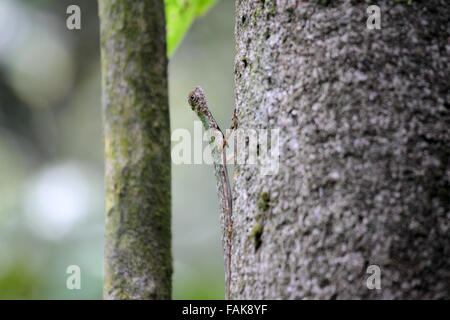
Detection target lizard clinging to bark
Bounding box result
[187,86,237,300]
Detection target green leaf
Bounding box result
[165,0,219,57]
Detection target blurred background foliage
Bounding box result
[165,0,218,56]
[0,0,234,299]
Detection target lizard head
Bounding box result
[187,86,206,113]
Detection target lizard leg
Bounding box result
[219,108,238,152]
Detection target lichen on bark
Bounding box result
[232,0,449,299]
[99,0,172,299]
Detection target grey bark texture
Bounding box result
[232,0,449,299]
[99,0,172,299]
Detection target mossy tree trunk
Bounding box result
[232,0,449,299]
[99,0,172,299]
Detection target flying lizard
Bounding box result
[187,86,237,300]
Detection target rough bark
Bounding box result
[99,0,171,299]
[232,0,449,299]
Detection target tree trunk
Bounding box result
[232,0,449,299]
[99,0,172,299]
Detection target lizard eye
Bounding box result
[190,95,195,100]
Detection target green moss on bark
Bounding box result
[99,0,171,300]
